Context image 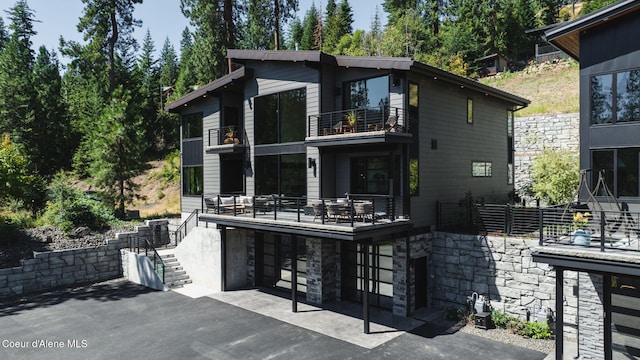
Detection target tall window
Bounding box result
[592,148,640,197]
[182,112,203,139]
[255,154,306,197]
[467,98,474,124]
[591,69,640,125]
[507,110,514,185]
[409,81,419,195]
[182,166,203,196]
[255,88,306,145]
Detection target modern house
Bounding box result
[166,50,529,332]
[533,1,640,358]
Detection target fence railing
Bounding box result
[308,106,408,137]
[207,126,244,147]
[436,201,539,236]
[201,193,401,226]
[128,235,166,283]
[174,209,198,247]
[538,207,640,252]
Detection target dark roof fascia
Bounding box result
[544,0,640,60]
[334,55,413,71]
[226,49,338,66]
[165,67,251,112]
[411,61,530,108]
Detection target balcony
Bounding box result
[306,106,412,147]
[205,126,247,153]
[198,194,412,241]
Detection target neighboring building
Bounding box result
[166,50,528,331]
[477,53,509,77]
[533,1,640,359]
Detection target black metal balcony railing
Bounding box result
[208,126,244,147]
[538,207,640,252]
[200,193,403,227]
[308,106,408,137]
[436,202,539,236]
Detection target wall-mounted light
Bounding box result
[392,74,401,87]
[308,157,317,177]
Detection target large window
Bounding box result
[255,88,306,145]
[182,166,203,196]
[591,69,640,125]
[409,81,419,196]
[351,158,389,194]
[182,112,203,139]
[255,154,306,197]
[508,110,514,185]
[592,148,640,197]
[345,75,390,110]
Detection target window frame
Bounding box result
[182,112,203,139]
[467,98,474,124]
[590,67,640,125]
[254,87,307,145]
[472,161,492,177]
[182,166,203,196]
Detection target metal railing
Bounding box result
[538,207,640,252]
[436,201,539,236]
[308,106,408,137]
[128,235,166,283]
[207,126,244,147]
[174,209,198,247]
[201,193,402,226]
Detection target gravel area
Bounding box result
[0,226,136,269]
[459,321,555,354]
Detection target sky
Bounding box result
[0,0,386,64]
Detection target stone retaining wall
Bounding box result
[431,231,578,335]
[514,113,580,204]
[0,220,169,299]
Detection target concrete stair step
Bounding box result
[151,253,192,289]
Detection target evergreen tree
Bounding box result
[363,7,383,56]
[86,87,146,218]
[157,38,180,151]
[76,0,143,93]
[158,37,178,90]
[300,3,320,50]
[243,0,275,49]
[135,29,160,154]
[181,0,227,83]
[0,0,36,154]
[273,0,299,50]
[174,27,197,98]
[286,17,304,50]
[0,17,7,50]
[32,47,71,176]
[322,0,339,53]
[538,0,560,26]
[581,0,617,15]
[337,0,353,35]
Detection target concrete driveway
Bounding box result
[0,280,547,360]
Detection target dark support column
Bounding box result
[363,239,370,334]
[291,235,298,313]
[405,231,411,316]
[556,266,564,360]
[220,225,227,291]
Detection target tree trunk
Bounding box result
[274,0,280,50]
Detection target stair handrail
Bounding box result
[128,235,166,284]
[173,209,199,247]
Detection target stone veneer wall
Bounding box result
[1,220,168,299]
[578,272,605,359]
[514,113,580,204]
[431,231,578,335]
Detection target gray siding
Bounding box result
[412,76,513,228]
[242,61,320,197]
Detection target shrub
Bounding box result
[40,173,116,232]
[491,309,512,329]
[518,321,552,339]
[530,149,579,205]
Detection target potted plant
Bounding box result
[572,211,591,246]
[224,126,239,144]
[345,109,358,132]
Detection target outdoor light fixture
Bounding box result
[308,157,316,169]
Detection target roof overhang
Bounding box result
[532,246,640,276]
[226,49,337,66]
[165,67,252,112]
[544,0,640,60]
[411,62,530,109]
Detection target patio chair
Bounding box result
[312,201,327,222]
[384,115,398,132]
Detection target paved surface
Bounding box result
[0,280,548,360]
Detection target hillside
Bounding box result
[479,59,580,117]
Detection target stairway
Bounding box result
[159,253,192,288]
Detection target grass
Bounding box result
[480,59,580,117]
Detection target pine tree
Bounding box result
[243,0,275,49]
[135,29,161,154]
[86,87,146,218]
[301,3,320,50]
[286,17,304,50]
[32,47,71,176]
[174,27,197,98]
[0,0,36,153]
[322,0,339,53]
